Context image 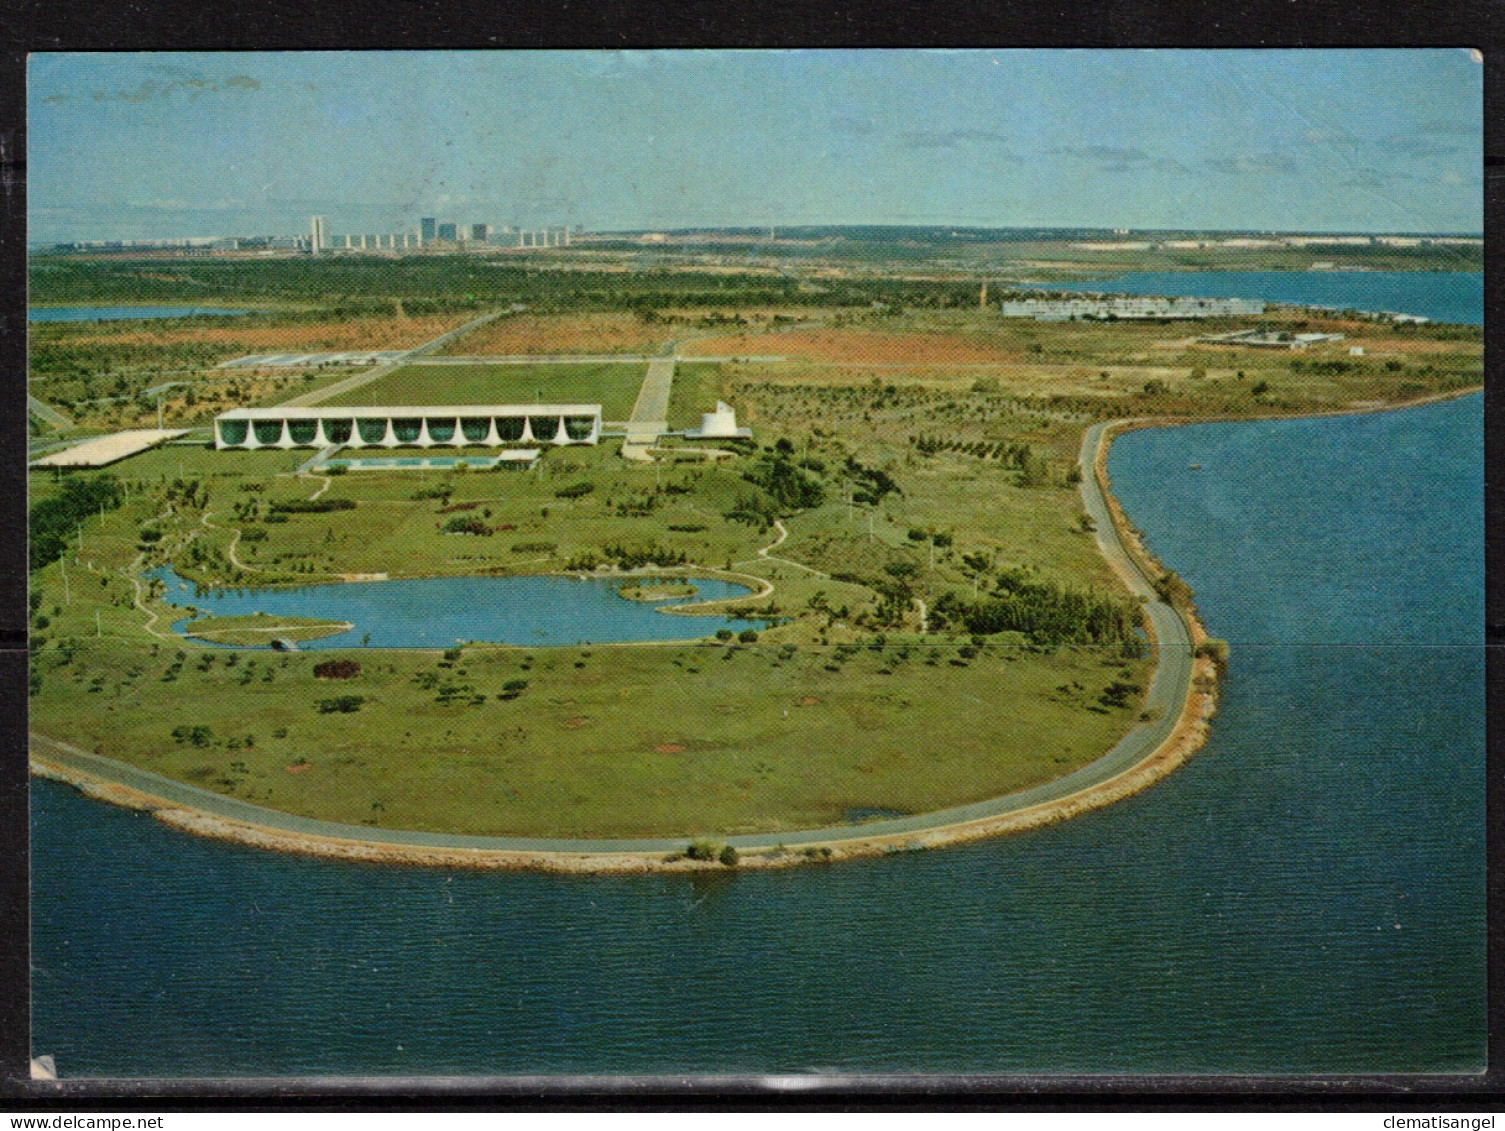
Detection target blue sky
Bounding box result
[28,49,1482,242]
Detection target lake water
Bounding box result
[1026,270,1482,326]
[31,397,1483,1077]
[29,305,250,323]
[148,566,766,648]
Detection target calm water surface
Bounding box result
[29,305,251,323]
[1028,270,1482,325]
[149,567,766,648]
[32,395,1484,1076]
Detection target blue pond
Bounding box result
[1027,269,1482,326]
[322,456,511,471]
[149,566,766,648]
[30,305,251,322]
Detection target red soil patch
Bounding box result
[284,763,310,774]
[654,743,687,754]
[446,312,675,356]
[563,717,588,729]
[681,328,1023,364]
[55,315,472,352]
[799,696,820,707]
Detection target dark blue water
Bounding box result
[29,305,250,323]
[148,567,765,648]
[1028,270,1482,326]
[31,395,1484,1077]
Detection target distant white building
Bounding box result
[309,215,326,253]
[1196,329,1344,350]
[1001,296,1265,321]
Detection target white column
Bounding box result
[381,419,399,448]
[417,419,435,448]
[552,417,570,445]
[519,417,535,444]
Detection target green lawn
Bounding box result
[666,362,729,429]
[321,363,647,419]
[30,636,1151,838]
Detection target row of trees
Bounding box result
[29,257,985,313]
[930,571,1139,647]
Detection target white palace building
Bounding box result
[214,405,602,450]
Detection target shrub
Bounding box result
[718,844,740,866]
[1196,638,1230,674]
[555,481,595,499]
[313,659,361,679]
[1099,681,1141,709]
[442,516,491,535]
[686,839,720,861]
[737,629,759,644]
[315,695,365,714]
[171,724,213,747]
[715,628,734,642]
[270,498,355,514]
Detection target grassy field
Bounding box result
[26,311,480,436]
[30,635,1151,837]
[438,311,677,356]
[26,263,1482,841]
[321,362,647,418]
[665,362,731,429]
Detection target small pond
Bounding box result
[30,305,252,323]
[147,566,768,649]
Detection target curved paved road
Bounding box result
[32,421,1197,855]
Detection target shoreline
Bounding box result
[39,388,1477,871]
[29,406,1224,873]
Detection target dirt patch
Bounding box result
[654,743,686,754]
[681,328,1024,364]
[799,696,820,707]
[563,717,588,729]
[57,315,472,352]
[445,312,675,356]
[285,763,310,774]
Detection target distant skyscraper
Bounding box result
[471,223,491,243]
[437,222,458,242]
[309,215,326,253]
[420,217,437,243]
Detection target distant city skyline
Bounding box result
[28,49,1483,244]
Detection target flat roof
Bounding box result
[31,429,189,469]
[218,405,601,419]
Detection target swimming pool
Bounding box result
[319,454,529,471]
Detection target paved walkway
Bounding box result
[30,419,1200,856]
[622,356,676,460]
[27,394,72,430]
